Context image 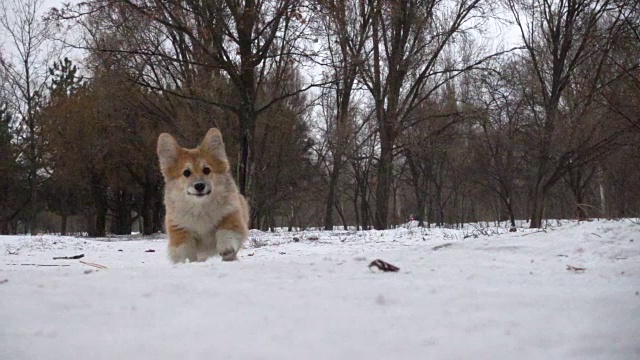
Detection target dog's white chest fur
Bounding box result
[167,191,236,238]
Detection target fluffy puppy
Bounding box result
[157,128,249,263]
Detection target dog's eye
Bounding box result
[203,167,211,175]
[183,169,191,177]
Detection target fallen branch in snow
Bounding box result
[250,238,269,248]
[521,230,547,237]
[368,259,400,272]
[53,254,85,260]
[9,263,71,267]
[79,260,107,269]
[432,243,452,251]
[0,279,8,284]
[566,265,586,273]
[5,244,23,255]
[5,249,19,255]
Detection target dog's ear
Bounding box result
[200,128,228,162]
[157,133,179,176]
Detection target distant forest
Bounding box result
[1,0,639,235]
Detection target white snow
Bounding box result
[1,220,639,359]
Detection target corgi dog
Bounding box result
[157,128,249,263]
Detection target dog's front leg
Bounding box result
[216,212,248,261]
[167,223,197,263]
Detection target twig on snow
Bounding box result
[53,254,85,260]
[8,263,71,267]
[5,244,23,255]
[79,260,107,269]
[521,230,547,237]
[566,265,586,273]
[432,243,453,251]
[368,259,400,272]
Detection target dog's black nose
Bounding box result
[194,182,206,192]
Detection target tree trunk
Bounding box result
[111,189,133,235]
[60,213,68,236]
[334,201,348,230]
[416,199,426,228]
[360,183,370,230]
[29,176,37,234]
[238,128,251,196]
[529,185,546,228]
[88,202,108,238]
[153,199,163,233]
[374,131,394,230]
[506,197,516,229]
[0,221,9,235]
[406,152,427,228]
[141,179,156,236]
[236,0,257,197]
[598,182,606,218]
[89,172,108,237]
[575,193,588,220]
[95,204,107,237]
[324,161,340,230]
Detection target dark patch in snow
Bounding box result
[368,259,400,272]
[566,265,586,273]
[52,254,84,260]
[432,243,452,251]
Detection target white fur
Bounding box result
[164,173,243,263]
[165,174,239,236]
[157,134,179,174]
[168,242,197,263]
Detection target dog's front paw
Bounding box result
[220,249,238,261]
[216,229,244,261]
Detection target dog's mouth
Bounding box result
[188,190,211,197]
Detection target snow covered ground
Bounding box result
[1,220,639,360]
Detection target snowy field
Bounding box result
[1,220,639,360]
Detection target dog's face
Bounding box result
[157,128,230,201]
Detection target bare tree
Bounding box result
[0,0,56,232]
[314,0,373,230]
[79,0,315,200]
[467,60,526,228]
[361,0,496,229]
[507,0,628,227]
[601,0,640,132]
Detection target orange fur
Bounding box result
[218,196,250,235]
